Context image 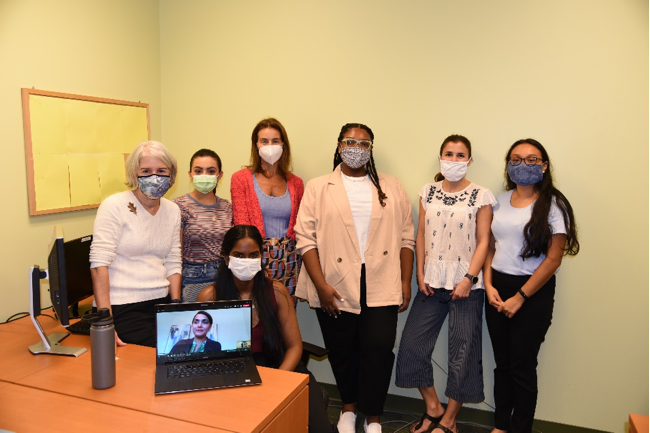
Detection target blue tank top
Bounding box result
[252,174,291,239]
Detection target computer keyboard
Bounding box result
[67,320,91,335]
[167,359,246,379]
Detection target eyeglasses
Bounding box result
[509,156,543,166]
[339,138,373,150]
[258,138,283,146]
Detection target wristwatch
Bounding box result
[464,273,479,284]
[170,299,182,304]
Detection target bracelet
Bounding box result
[518,289,529,301]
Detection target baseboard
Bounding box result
[319,383,609,433]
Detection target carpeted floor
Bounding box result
[326,399,493,433]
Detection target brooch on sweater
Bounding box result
[128,202,137,215]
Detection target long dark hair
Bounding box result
[190,148,222,194]
[505,139,580,258]
[249,118,293,180]
[435,134,472,182]
[215,225,285,367]
[333,123,387,207]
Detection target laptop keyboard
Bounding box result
[167,359,246,379]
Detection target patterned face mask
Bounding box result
[137,174,171,199]
[340,147,371,169]
[507,162,544,186]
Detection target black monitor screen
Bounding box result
[48,235,93,327]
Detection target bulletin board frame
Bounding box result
[21,88,150,216]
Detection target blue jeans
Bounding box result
[181,261,219,302]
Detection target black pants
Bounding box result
[485,269,555,433]
[112,295,169,348]
[316,265,398,416]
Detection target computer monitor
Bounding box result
[49,234,94,326]
[28,229,88,356]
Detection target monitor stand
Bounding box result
[28,267,87,357]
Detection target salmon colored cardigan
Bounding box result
[230,168,304,239]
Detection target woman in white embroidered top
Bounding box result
[483,139,579,433]
[90,141,182,348]
[395,135,496,433]
[295,123,415,433]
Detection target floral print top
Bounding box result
[419,181,496,290]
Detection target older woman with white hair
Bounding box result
[90,140,182,348]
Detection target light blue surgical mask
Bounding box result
[138,174,171,199]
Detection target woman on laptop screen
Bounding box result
[169,311,222,354]
[198,225,333,433]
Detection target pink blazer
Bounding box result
[295,164,415,313]
[230,168,304,239]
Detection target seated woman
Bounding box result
[198,225,333,433]
[170,311,222,354]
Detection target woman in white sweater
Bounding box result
[90,141,182,348]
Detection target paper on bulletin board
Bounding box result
[98,154,128,201]
[32,154,70,210]
[24,90,149,215]
[68,154,101,206]
[122,105,149,153]
[29,96,66,155]
[65,99,98,154]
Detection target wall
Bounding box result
[159,1,648,432]
[0,0,162,319]
[0,1,646,431]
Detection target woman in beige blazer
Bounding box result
[295,123,415,433]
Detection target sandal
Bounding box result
[433,424,454,433]
[411,412,443,433]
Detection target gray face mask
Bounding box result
[340,147,371,169]
[507,162,544,185]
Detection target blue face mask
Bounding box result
[138,174,171,199]
[507,162,544,186]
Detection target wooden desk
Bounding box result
[0,314,308,432]
[630,413,650,433]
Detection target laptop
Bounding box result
[154,300,262,395]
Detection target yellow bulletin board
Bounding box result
[21,88,150,216]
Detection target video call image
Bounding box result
[156,307,252,357]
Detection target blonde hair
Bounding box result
[125,141,178,189]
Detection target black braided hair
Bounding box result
[333,123,387,207]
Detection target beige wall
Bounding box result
[1,1,647,431]
[159,1,647,431]
[0,0,162,317]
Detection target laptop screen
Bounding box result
[155,301,253,362]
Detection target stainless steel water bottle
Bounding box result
[90,308,116,389]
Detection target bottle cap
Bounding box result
[83,307,114,326]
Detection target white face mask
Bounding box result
[228,257,262,281]
[259,145,283,165]
[439,158,471,182]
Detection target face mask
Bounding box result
[228,257,262,281]
[507,162,544,186]
[340,147,371,169]
[259,145,283,165]
[439,158,470,182]
[192,174,218,194]
[138,174,171,199]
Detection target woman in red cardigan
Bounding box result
[230,118,304,296]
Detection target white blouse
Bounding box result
[419,182,496,290]
[342,173,373,264]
